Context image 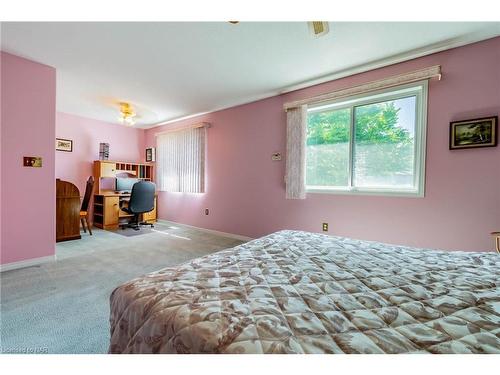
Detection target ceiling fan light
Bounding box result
[119,102,137,126]
[124,116,135,126]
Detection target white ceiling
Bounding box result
[2,22,500,128]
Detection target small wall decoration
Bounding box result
[56,138,73,152]
[145,147,156,162]
[450,116,497,150]
[23,156,42,167]
[99,142,110,160]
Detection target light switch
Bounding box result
[23,157,42,167]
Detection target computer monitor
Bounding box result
[115,177,140,193]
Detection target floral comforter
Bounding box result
[109,230,500,353]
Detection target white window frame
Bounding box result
[306,80,428,198]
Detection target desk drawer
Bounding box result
[104,196,119,226]
[142,197,157,223]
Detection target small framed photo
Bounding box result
[450,116,497,150]
[56,138,73,152]
[145,147,156,162]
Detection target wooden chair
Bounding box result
[491,232,500,254]
[80,176,94,235]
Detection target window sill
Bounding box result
[306,187,424,198]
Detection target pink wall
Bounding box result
[145,37,500,252]
[55,112,144,196]
[1,52,56,265]
[0,52,3,258]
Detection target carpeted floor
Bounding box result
[0,221,245,354]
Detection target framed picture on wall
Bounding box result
[449,116,497,150]
[56,138,73,152]
[145,147,156,162]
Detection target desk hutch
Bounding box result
[93,160,157,230]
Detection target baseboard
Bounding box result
[157,220,254,242]
[0,255,56,273]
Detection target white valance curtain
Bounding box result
[156,126,206,193]
[285,105,307,199]
[283,65,441,110]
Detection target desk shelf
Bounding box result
[116,169,137,176]
[93,192,157,230]
[93,160,154,195]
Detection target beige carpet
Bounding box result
[0,221,245,354]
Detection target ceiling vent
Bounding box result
[308,21,329,37]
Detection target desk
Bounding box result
[93,191,157,230]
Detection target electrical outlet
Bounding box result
[322,222,328,232]
[271,152,282,161]
[205,208,209,215]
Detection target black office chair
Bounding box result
[120,181,155,231]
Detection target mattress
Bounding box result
[109,230,500,353]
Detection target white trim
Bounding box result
[307,84,426,113]
[154,122,211,137]
[0,255,56,273]
[152,113,212,128]
[157,220,254,242]
[347,106,354,188]
[306,187,424,198]
[141,32,499,129]
[415,80,428,197]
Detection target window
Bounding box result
[306,81,427,196]
[156,126,206,193]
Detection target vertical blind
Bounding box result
[156,126,206,193]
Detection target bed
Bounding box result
[109,230,500,354]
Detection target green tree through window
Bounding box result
[306,98,415,188]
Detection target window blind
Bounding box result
[156,126,206,193]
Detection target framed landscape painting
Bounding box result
[449,116,497,150]
[56,138,73,152]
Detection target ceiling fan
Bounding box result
[228,21,330,37]
[118,102,137,126]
